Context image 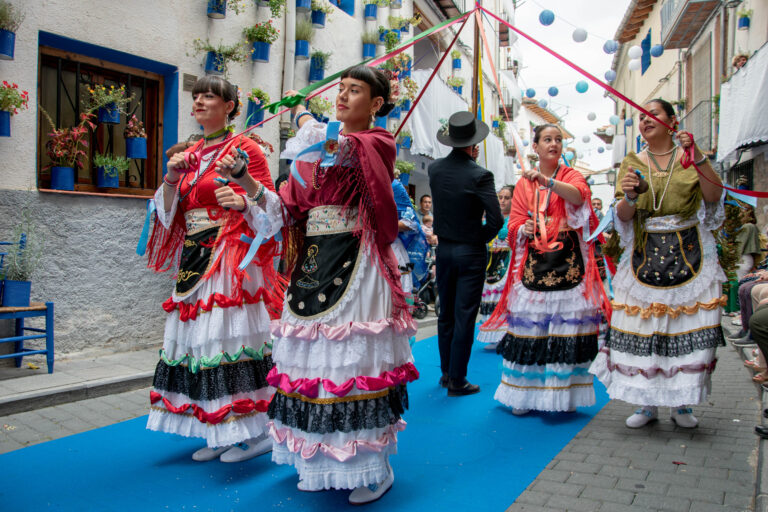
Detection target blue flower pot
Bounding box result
[390,0,402,8]
[51,166,75,190]
[98,103,121,124]
[204,51,225,75]
[96,166,120,188]
[401,136,412,148]
[309,57,326,82]
[453,85,463,95]
[1,279,30,307]
[246,101,265,127]
[399,67,411,79]
[364,4,377,20]
[492,120,499,128]
[338,0,354,16]
[452,58,461,69]
[389,106,401,119]
[328,0,338,5]
[126,137,147,159]
[311,10,326,28]
[207,0,227,18]
[0,29,15,60]
[399,172,410,186]
[0,110,9,136]
[296,0,311,12]
[252,41,271,63]
[401,99,411,111]
[363,43,376,59]
[295,39,310,60]
[400,25,409,34]
[738,16,750,30]
[374,116,387,129]
[396,143,400,155]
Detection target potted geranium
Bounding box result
[93,153,130,189]
[379,26,400,50]
[309,50,332,82]
[0,0,23,60]
[398,130,412,149]
[295,18,314,60]
[307,95,333,123]
[400,76,417,111]
[40,109,95,191]
[393,53,412,78]
[0,80,28,136]
[738,8,752,30]
[451,49,461,69]
[447,75,464,95]
[362,31,378,59]
[311,0,334,28]
[395,160,414,185]
[124,114,147,159]
[84,84,134,124]
[246,88,270,127]
[2,207,43,307]
[243,20,280,63]
[207,0,246,18]
[191,38,250,77]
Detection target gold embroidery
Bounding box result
[523,257,535,284]
[538,270,564,287]
[564,253,581,283]
[183,239,197,248]
[612,296,726,319]
[177,270,201,283]
[276,387,391,404]
[297,245,320,289]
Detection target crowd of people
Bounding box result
[142,69,740,504]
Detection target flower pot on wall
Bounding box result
[126,137,147,159]
[738,16,750,30]
[388,106,401,119]
[246,101,265,127]
[374,116,387,129]
[204,51,225,75]
[309,58,326,82]
[0,110,10,136]
[207,0,227,18]
[401,99,411,111]
[97,103,121,124]
[390,0,402,8]
[0,29,15,60]
[452,58,461,70]
[1,279,30,307]
[50,166,75,190]
[295,40,310,60]
[252,41,271,62]
[492,120,499,128]
[399,67,411,79]
[296,0,311,12]
[311,10,326,28]
[338,0,354,16]
[364,4,377,20]
[362,43,376,59]
[401,136,412,148]
[96,166,120,188]
[453,85,463,95]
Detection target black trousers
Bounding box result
[435,240,487,381]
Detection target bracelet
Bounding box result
[163,175,180,186]
[237,195,248,212]
[248,183,265,203]
[230,160,248,179]
[623,194,638,206]
[694,154,708,166]
[295,111,312,128]
[548,178,555,189]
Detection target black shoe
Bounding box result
[755,425,768,439]
[763,408,768,419]
[728,329,748,340]
[438,374,449,388]
[733,336,757,347]
[447,379,480,397]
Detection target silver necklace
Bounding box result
[646,148,677,212]
[647,145,677,156]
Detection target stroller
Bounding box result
[411,255,438,319]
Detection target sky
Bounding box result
[506,0,633,205]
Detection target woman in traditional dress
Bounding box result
[263,66,418,504]
[144,76,283,462]
[484,124,608,415]
[478,185,514,349]
[589,98,725,428]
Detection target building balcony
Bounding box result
[660,0,719,49]
[428,0,466,18]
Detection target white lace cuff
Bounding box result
[154,184,178,229]
[698,189,726,231]
[280,117,327,161]
[243,188,284,240]
[565,200,592,231]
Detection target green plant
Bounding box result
[243,20,280,44]
[0,81,28,115]
[395,160,414,174]
[383,29,400,52]
[398,130,411,140]
[4,205,43,282]
[401,76,418,100]
[446,76,464,88]
[209,0,247,14]
[364,0,389,6]
[83,84,135,113]
[0,0,24,32]
[451,49,461,60]
[362,30,379,45]
[190,38,250,77]
[311,0,334,14]
[711,94,720,120]
[388,15,408,30]
[260,0,286,17]
[94,153,131,178]
[39,107,95,170]
[247,87,270,106]
[307,96,333,116]
[310,50,332,69]
[737,8,752,18]
[296,18,315,42]
[124,114,146,138]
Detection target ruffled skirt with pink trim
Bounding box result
[477,271,509,344]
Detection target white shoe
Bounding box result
[512,408,530,416]
[192,445,231,462]
[219,436,272,463]
[671,407,699,428]
[348,463,394,505]
[297,480,322,492]
[625,406,658,428]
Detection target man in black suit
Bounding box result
[429,111,503,396]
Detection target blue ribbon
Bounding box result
[238,232,266,271]
[289,121,341,188]
[585,201,615,242]
[136,199,157,256]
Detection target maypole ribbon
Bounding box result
[585,201,616,242]
[136,199,157,256]
[289,121,341,188]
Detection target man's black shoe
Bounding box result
[755,425,768,439]
[439,374,449,388]
[728,329,748,340]
[733,335,756,347]
[447,379,480,396]
[763,408,768,419]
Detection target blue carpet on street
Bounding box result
[0,327,608,511]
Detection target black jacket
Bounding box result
[428,149,503,245]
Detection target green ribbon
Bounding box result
[265,12,470,114]
[159,343,272,374]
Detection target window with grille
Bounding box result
[37,46,164,196]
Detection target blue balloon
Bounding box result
[539,9,555,26]
[650,44,664,58]
[604,69,617,82]
[625,118,633,127]
[586,177,594,185]
[565,151,575,161]
[538,99,548,108]
[597,147,605,154]
[525,88,536,98]
[548,86,559,97]
[516,163,521,169]
[609,115,620,125]
[575,81,588,93]
[522,140,529,147]
[603,40,618,54]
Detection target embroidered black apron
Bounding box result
[521,230,584,292]
[176,227,220,296]
[632,226,702,287]
[287,232,361,317]
[486,250,510,285]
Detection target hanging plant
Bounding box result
[307,96,333,117]
[311,0,334,27]
[247,88,270,107]
[446,76,464,88]
[0,0,24,60]
[395,160,414,174]
[190,38,250,77]
[258,0,286,17]
[3,205,43,284]
[39,107,95,171]
[310,49,332,69]
[388,15,409,31]
[243,20,280,44]
[0,80,29,115]
[401,76,418,101]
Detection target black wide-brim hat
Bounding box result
[436,111,490,148]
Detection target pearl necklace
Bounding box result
[646,148,677,212]
[647,145,677,156]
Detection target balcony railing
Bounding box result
[680,99,713,152]
[661,0,719,49]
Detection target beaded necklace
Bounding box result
[645,148,677,212]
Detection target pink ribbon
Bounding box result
[270,317,417,341]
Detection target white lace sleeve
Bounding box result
[242,189,283,240]
[153,184,179,229]
[565,200,592,231]
[698,189,726,231]
[280,117,327,161]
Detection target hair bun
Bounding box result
[375,102,395,117]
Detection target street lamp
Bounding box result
[605,169,617,187]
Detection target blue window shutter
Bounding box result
[641,30,651,74]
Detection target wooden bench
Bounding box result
[0,302,54,373]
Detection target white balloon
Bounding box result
[587,112,596,121]
[606,144,613,150]
[572,28,587,43]
[606,127,615,137]
[582,135,590,143]
[628,45,643,59]
[628,58,641,71]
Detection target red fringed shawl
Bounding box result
[485,165,611,328]
[144,136,286,319]
[279,127,409,322]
